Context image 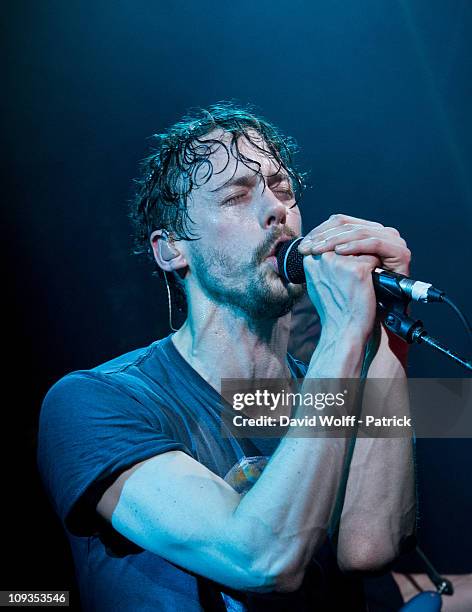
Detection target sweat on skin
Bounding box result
[95,126,415,593]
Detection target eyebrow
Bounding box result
[209,171,291,193]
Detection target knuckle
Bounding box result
[320,251,336,265]
[350,266,367,281]
[329,213,346,223]
[348,224,365,236]
[355,228,368,239]
[336,254,354,270]
[385,226,400,237]
[359,254,379,266]
[367,237,381,248]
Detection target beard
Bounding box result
[190,233,305,320]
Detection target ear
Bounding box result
[150,230,188,273]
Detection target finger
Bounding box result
[384,226,401,238]
[315,224,402,241]
[299,226,405,255]
[355,254,381,267]
[333,237,410,263]
[310,213,384,234]
[320,213,385,230]
[300,214,385,250]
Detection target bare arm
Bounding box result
[336,324,416,572]
[97,329,365,593]
[298,213,416,572]
[96,229,384,592]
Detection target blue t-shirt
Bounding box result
[37,334,366,611]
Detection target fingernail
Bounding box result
[335,243,349,251]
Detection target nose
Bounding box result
[258,188,287,229]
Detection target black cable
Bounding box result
[415,546,454,595]
[441,295,472,347]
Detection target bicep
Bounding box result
[96,451,266,590]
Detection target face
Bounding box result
[181,129,304,320]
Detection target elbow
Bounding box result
[245,559,305,594]
[269,565,305,593]
[337,537,400,574]
[230,517,323,593]
[245,542,311,593]
[337,518,416,574]
[239,537,305,593]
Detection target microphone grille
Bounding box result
[275,237,305,284]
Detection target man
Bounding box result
[38,103,415,611]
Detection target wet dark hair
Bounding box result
[129,101,307,321]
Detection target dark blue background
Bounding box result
[3,0,471,605]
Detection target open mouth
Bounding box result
[263,237,295,273]
[264,254,279,273]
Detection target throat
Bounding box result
[171,315,292,391]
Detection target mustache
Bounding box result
[253,227,299,265]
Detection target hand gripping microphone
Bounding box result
[275,237,445,303]
[275,238,472,371]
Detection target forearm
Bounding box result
[337,324,416,571]
[231,331,367,589]
[109,331,371,593]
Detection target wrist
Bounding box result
[318,326,370,349]
[308,329,368,378]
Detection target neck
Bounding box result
[171,294,292,393]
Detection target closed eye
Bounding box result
[223,192,250,205]
[223,187,297,207]
[273,187,298,209]
[273,188,294,199]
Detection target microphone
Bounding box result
[275,237,445,303]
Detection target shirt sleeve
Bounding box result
[37,371,191,536]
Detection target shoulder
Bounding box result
[37,335,191,533]
[38,336,179,451]
[41,336,173,408]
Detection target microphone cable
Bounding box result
[440,295,472,347]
